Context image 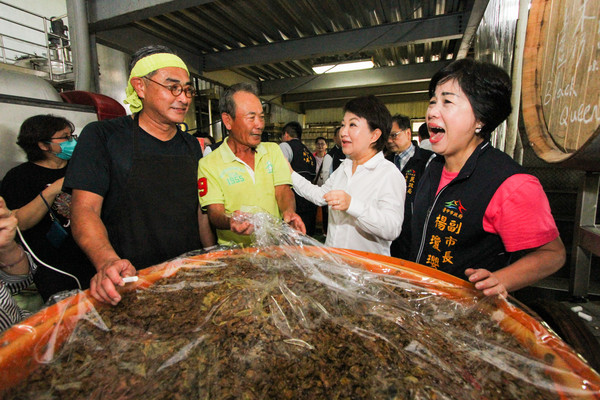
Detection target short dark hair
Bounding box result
[129,45,175,78]
[391,114,411,131]
[315,136,327,144]
[282,121,302,139]
[17,114,74,162]
[343,95,391,152]
[418,123,430,139]
[428,58,512,141]
[219,82,259,119]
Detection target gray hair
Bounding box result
[219,82,259,119]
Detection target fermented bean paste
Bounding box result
[6,250,561,399]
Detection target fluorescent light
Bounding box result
[312,59,374,74]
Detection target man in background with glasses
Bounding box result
[386,114,434,260]
[65,45,215,306]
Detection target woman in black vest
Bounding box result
[411,59,565,297]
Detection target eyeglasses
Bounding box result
[389,131,403,139]
[143,76,197,98]
[48,134,77,142]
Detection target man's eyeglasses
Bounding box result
[143,76,197,98]
[48,134,77,142]
[389,131,402,139]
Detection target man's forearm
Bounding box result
[198,208,216,248]
[71,190,121,271]
[275,185,296,215]
[206,204,231,230]
[72,210,120,271]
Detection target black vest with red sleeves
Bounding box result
[410,141,525,280]
[390,145,434,259]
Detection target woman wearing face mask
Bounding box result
[411,59,565,298]
[0,115,95,302]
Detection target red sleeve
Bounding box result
[483,174,559,252]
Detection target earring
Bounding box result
[475,126,481,134]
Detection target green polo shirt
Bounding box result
[198,138,292,246]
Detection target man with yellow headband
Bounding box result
[65,45,215,305]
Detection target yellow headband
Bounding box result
[123,53,189,113]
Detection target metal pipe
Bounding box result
[505,0,530,159]
[0,0,47,19]
[0,16,46,33]
[0,35,5,64]
[66,0,92,91]
[208,97,213,137]
[42,18,53,81]
[0,33,49,49]
[0,45,43,58]
[514,126,523,165]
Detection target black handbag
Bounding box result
[312,160,324,185]
[40,193,68,248]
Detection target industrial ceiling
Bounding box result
[87,0,489,112]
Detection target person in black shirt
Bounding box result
[326,126,345,173]
[386,114,434,260]
[0,115,95,301]
[280,122,318,235]
[64,45,216,305]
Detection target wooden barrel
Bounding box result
[522,0,600,171]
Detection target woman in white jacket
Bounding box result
[291,95,406,256]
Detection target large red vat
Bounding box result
[0,247,598,398]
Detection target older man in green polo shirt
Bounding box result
[198,82,305,246]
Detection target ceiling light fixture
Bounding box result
[312,59,374,74]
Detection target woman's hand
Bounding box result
[323,190,351,211]
[465,268,508,298]
[0,197,18,250]
[0,197,30,275]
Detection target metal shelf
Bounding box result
[571,172,600,297]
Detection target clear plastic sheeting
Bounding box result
[1,213,599,399]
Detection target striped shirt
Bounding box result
[394,144,435,172]
[393,144,416,171]
[0,253,36,333]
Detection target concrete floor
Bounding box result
[512,279,600,373]
[561,297,600,339]
[532,276,600,339]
